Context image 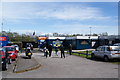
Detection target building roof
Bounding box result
[48,37,66,40]
[65,36,98,40]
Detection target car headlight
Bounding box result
[10,53,14,56]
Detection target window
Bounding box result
[101,47,105,51]
[96,47,101,51]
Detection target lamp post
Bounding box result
[90,27,92,37]
[89,27,92,48]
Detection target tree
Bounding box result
[53,33,59,37]
[100,32,108,36]
[92,33,98,36]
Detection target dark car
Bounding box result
[0,48,9,70]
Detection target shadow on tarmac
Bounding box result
[20,56,30,59]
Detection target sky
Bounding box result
[1,2,118,35]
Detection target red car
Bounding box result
[0,48,9,70]
[3,46,18,61]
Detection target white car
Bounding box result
[91,45,120,61]
[11,45,19,52]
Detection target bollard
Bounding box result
[86,50,88,58]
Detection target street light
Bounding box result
[89,27,92,37]
[89,27,92,48]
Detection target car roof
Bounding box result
[4,46,14,48]
[11,45,18,46]
[99,45,108,47]
[99,45,119,47]
[113,43,120,45]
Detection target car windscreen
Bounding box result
[5,47,14,51]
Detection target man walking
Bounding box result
[55,44,59,56]
[60,44,65,58]
[68,44,72,55]
[44,47,48,58]
[48,44,52,57]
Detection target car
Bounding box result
[0,48,9,70]
[11,45,19,53]
[91,45,120,61]
[113,43,120,46]
[3,46,18,61]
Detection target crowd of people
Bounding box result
[43,44,72,58]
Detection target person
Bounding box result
[60,44,65,58]
[68,44,72,55]
[43,46,47,56]
[26,45,32,56]
[43,46,48,58]
[48,44,52,57]
[55,44,58,56]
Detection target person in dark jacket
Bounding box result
[68,44,72,55]
[44,47,48,58]
[60,44,65,58]
[48,44,52,57]
[55,44,59,56]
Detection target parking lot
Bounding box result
[2,50,119,78]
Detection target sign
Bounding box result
[38,37,47,40]
[53,40,62,47]
[81,41,88,45]
[0,36,8,47]
[0,37,6,41]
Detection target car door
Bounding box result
[99,47,105,58]
[95,47,102,57]
[104,47,110,57]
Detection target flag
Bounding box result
[33,31,35,35]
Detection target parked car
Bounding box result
[113,43,120,46]
[0,48,9,70]
[91,45,120,61]
[3,46,18,61]
[11,45,19,53]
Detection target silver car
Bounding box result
[113,43,120,46]
[91,45,120,61]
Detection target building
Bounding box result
[38,35,120,50]
[64,36,98,49]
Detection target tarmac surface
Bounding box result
[2,50,119,78]
[13,54,41,73]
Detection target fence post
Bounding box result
[86,50,88,58]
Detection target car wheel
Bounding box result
[104,56,109,62]
[12,59,16,61]
[91,53,95,60]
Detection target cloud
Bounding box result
[34,5,111,20]
[2,0,119,2]
[3,3,112,21]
